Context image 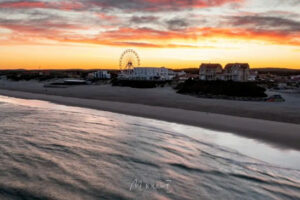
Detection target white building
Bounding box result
[92,70,111,79]
[120,67,174,81]
[248,71,258,81]
[176,71,186,77]
[199,63,223,81]
[199,63,251,82]
[291,75,300,82]
[224,63,250,82]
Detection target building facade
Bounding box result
[119,67,174,81]
[248,71,258,81]
[224,63,250,82]
[199,64,223,81]
[93,70,111,79]
[199,63,251,82]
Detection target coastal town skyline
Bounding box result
[1,0,300,69]
[1,1,300,199]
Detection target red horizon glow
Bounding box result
[0,0,299,69]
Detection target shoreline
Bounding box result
[1,80,300,124]
[1,88,300,151]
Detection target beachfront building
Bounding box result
[199,63,251,82]
[89,70,111,80]
[291,75,300,82]
[199,63,223,81]
[177,73,199,81]
[224,63,250,82]
[248,71,258,81]
[120,67,175,81]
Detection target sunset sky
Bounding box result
[0,0,300,69]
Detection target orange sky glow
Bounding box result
[0,0,299,69]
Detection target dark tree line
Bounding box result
[176,80,267,98]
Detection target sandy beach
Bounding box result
[0,80,300,150]
[1,79,300,123]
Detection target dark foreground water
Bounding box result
[0,96,300,200]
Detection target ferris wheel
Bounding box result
[119,49,140,72]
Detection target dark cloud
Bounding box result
[228,15,300,34]
[0,0,85,10]
[0,0,242,12]
[81,0,242,12]
[1,0,300,48]
[130,16,158,24]
[166,18,189,30]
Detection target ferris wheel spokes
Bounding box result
[119,49,140,74]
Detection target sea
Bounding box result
[0,95,300,200]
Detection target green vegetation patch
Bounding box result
[112,80,169,88]
[176,80,267,98]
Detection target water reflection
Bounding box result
[0,95,300,200]
[1,95,300,169]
